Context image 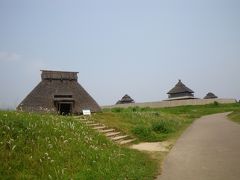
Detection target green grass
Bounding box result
[1,103,239,179]
[92,103,240,142]
[228,109,240,124]
[0,111,158,179]
[90,102,240,177]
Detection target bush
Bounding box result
[132,124,172,142]
[131,106,140,112]
[152,120,177,134]
[140,107,151,112]
[154,112,160,116]
[111,108,123,113]
[213,101,219,106]
[132,125,153,141]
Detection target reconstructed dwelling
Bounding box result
[116,94,135,104]
[167,80,195,100]
[204,92,218,99]
[17,70,101,114]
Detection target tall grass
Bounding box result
[0,111,158,179]
[228,110,240,124]
[95,103,240,142]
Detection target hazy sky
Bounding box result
[0,0,240,108]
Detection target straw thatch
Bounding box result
[116,94,135,104]
[204,92,218,99]
[17,70,101,114]
[167,80,195,99]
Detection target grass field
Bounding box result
[0,111,158,179]
[228,109,240,124]
[1,103,239,179]
[92,103,240,142]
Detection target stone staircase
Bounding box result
[73,116,136,145]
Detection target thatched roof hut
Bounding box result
[204,92,218,99]
[167,80,195,100]
[116,94,135,104]
[17,70,101,114]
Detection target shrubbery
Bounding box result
[152,120,177,134]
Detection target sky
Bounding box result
[0,0,240,108]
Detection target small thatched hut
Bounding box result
[204,92,218,99]
[116,94,135,104]
[167,80,195,100]
[17,70,101,114]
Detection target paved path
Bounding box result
[157,112,240,180]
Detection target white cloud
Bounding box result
[0,51,21,62]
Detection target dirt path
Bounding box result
[157,112,240,180]
[130,141,172,152]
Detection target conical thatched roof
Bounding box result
[17,70,101,114]
[167,80,194,94]
[166,80,195,100]
[116,94,135,104]
[204,92,218,99]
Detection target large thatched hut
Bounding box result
[167,80,195,100]
[204,92,218,99]
[17,70,101,114]
[116,94,135,104]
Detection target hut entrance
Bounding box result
[58,102,72,115]
[53,95,74,115]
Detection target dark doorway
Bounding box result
[59,103,72,115]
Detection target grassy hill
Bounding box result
[93,103,240,142]
[0,111,158,179]
[1,103,239,179]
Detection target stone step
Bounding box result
[83,121,94,124]
[86,123,101,127]
[73,116,80,119]
[111,135,128,141]
[98,129,115,133]
[73,116,85,120]
[84,119,133,146]
[118,139,136,145]
[78,118,87,121]
[93,126,106,130]
[105,132,121,137]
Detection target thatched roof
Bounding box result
[116,94,135,104]
[167,80,194,94]
[204,92,218,99]
[41,70,78,80]
[17,70,101,114]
